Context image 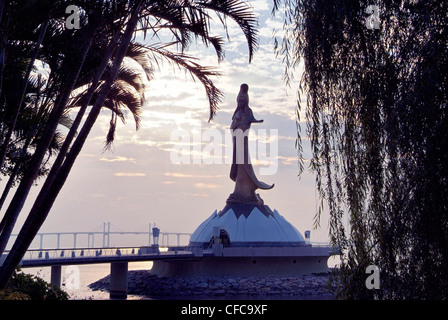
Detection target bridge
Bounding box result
[2,223,194,299]
[9,222,191,250]
[7,245,199,299]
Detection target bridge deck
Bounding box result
[8,247,198,268]
[1,243,337,269]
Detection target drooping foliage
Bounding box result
[274,0,448,299]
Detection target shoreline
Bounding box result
[89,270,337,300]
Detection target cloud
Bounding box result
[164,172,226,179]
[164,172,194,178]
[113,172,147,177]
[278,155,299,165]
[250,0,270,12]
[99,155,136,163]
[156,191,210,198]
[194,182,220,189]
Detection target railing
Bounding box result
[310,241,334,247]
[19,247,143,261]
[2,242,339,269]
[9,222,192,250]
[4,246,196,268]
[8,242,334,263]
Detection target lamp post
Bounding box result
[305,230,311,244]
[152,227,160,253]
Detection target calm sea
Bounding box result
[22,257,340,300]
[22,261,153,300]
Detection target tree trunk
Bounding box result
[0,28,117,235]
[0,0,7,101]
[0,27,94,258]
[0,20,48,170]
[0,161,20,214]
[0,143,31,217]
[37,31,120,202]
[0,135,33,227]
[0,2,143,289]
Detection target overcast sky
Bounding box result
[6,0,331,248]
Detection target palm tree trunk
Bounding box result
[37,32,121,202]
[0,135,32,227]
[0,2,143,289]
[0,27,95,259]
[0,28,6,101]
[1,31,121,238]
[0,0,7,100]
[0,20,49,171]
[0,162,20,213]
[0,1,4,27]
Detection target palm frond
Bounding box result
[139,42,223,120]
[126,42,155,81]
[196,0,259,62]
[117,64,148,103]
[140,1,228,62]
[58,108,74,130]
[68,76,143,150]
[111,80,143,129]
[103,80,143,149]
[105,110,118,150]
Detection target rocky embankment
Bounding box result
[89,270,337,299]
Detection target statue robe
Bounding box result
[228,102,273,204]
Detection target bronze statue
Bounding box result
[227,84,274,205]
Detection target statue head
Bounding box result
[240,83,249,93]
[236,84,249,110]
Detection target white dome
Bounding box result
[189,204,305,247]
